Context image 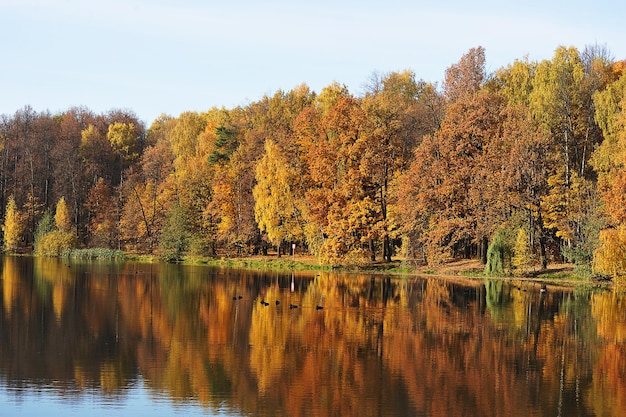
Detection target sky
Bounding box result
[1,0,625,125]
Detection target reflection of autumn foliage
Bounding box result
[2,259,626,416]
[588,292,626,416]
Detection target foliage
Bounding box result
[107,122,139,164]
[34,209,55,249]
[60,248,126,260]
[593,226,626,282]
[36,230,77,257]
[159,203,190,262]
[590,68,626,279]
[2,195,25,253]
[512,227,534,274]
[54,196,72,232]
[0,45,625,270]
[253,139,305,250]
[485,228,515,276]
[562,211,604,278]
[85,178,119,248]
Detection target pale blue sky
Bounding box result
[1,0,624,125]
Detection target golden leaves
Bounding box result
[253,139,305,247]
[2,195,25,253]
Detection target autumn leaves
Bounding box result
[1,45,625,277]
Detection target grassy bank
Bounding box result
[180,255,331,273]
[75,249,608,288]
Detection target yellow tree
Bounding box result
[2,195,24,253]
[54,196,71,232]
[208,148,258,255]
[34,197,77,256]
[530,46,608,262]
[107,122,139,165]
[591,72,626,279]
[253,139,305,256]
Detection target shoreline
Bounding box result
[171,255,612,289]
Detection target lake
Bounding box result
[0,255,624,416]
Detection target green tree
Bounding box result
[34,209,55,248]
[159,202,190,262]
[484,228,514,276]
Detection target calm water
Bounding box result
[1,256,625,417]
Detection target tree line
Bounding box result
[1,44,625,278]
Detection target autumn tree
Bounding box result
[294,88,380,264]
[54,196,71,232]
[498,105,551,269]
[493,60,552,268]
[444,46,487,103]
[512,227,534,274]
[35,196,77,256]
[162,110,228,255]
[80,124,114,184]
[205,115,258,255]
[530,47,601,252]
[84,178,119,248]
[495,46,613,272]
[361,70,431,261]
[119,139,175,252]
[397,85,506,264]
[52,108,98,241]
[2,195,24,252]
[253,139,305,256]
[107,122,140,177]
[591,72,626,279]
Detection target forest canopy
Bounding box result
[2,44,626,278]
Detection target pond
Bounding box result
[0,255,624,416]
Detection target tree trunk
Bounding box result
[540,236,548,270]
[480,235,488,264]
[383,236,392,263]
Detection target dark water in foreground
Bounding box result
[1,256,625,417]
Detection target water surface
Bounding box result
[1,256,624,416]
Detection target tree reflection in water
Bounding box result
[0,255,624,416]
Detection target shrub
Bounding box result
[60,248,126,260]
[35,230,77,257]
